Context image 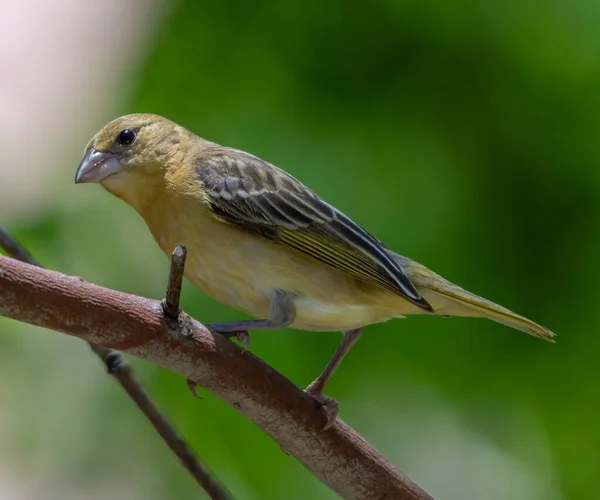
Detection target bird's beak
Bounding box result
[75,148,122,184]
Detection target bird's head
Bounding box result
[75,113,188,206]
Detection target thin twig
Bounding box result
[162,244,203,398]
[0,225,232,500]
[0,226,40,265]
[164,244,187,320]
[0,252,434,500]
[89,344,228,499]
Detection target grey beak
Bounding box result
[75,148,122,184]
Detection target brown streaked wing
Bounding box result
[195,148,433,311]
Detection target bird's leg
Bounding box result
[208,290,295,350]
[305,327,363,430]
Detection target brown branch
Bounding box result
[0,253,434,500]
[0,227,231,500]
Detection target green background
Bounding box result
[2,1,597,498]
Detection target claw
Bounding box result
[305,384,339,430]
[186,378,202,399]
[208,324,251,352]
[235,330,250,352]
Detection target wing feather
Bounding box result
[196,149,433,311]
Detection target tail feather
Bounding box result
[422,284,556,342]
[391,253,556,342]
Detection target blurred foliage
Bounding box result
[3,0,600,498]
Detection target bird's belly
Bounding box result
[149,211,401,332]
[291,296,398,331]
[184,251,397,332]
[188,265,391,331]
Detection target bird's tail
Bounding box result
[390,252,556,342]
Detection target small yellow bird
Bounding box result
[75,113,555,428]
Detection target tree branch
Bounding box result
[0,227,231,500]
[0,253,433,500]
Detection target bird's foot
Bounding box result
[207,324,251,351]
[305,382,339,430]
[230,330,251,351]
[186,378,203,399]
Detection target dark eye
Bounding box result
[117,128,136,146]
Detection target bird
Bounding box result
[75,113,555,429]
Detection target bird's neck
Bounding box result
[101,171,165,216]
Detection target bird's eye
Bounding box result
[117,128,136,146]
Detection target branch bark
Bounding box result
[0,227,230,500]
[0,254,433,500]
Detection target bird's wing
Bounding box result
[196,148,432,311]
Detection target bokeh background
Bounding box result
[0,0,597,498]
